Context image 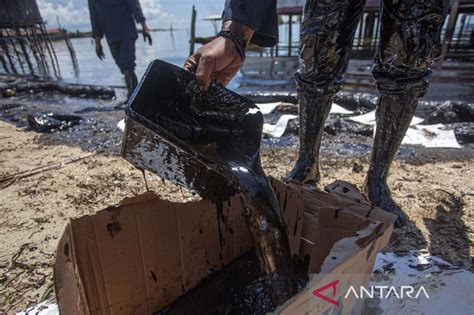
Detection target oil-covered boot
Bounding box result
[286,92,332,184]
[124,69,138,99]
[363,94,417,227]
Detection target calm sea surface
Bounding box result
[21,25,474,102]
[53,30,244,90]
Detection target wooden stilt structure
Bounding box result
[0,0,79,79]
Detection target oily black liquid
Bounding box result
[168,80,299,306]
[124,60,298,307]
[157,251,308,315]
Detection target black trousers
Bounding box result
[291,0,449,186]
[296,0,449,98]
[107,37,137,73]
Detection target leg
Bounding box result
[287,0,366,184]
[364,0,449,226]
[124,68,138,99]
[108,38,138,98]
[119,38,138,98]
[107,39,121,71]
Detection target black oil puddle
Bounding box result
[0,92,125,154]
[0,78,115,100]
[157,251,308,315]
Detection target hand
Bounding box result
[183,20,254,91]
[94,37,105,60]
[141,22,153,46]
[184,37,242,90]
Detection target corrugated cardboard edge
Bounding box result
[275,219,391,315]
[274,180,396,315]
[54,180,395,315]
[54,182,304,314]
[53,194,162,315]
[54,225,89,315]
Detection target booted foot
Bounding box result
[364,180,408,227]
[284,156,319,185]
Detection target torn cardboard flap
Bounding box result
[54,179,395,314]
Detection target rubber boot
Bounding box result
[363,94,417,227]
[124,69,138,99]
[286,92,332,184]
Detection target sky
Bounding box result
[38,0,221,34]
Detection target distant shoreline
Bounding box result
[49,28,181,41]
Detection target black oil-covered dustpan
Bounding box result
[121,60,264,202]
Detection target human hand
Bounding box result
[184,36,242,90]
[95,37,105,60]
[142,22,153,46]
[183,20,254,90]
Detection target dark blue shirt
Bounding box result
[88,0,145,42]
[222,0,278,47]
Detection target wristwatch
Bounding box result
[217,28,246,61]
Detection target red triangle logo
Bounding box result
[312,279,340,306]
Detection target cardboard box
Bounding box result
[54,179,395,314]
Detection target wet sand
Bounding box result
[0,89,473,312]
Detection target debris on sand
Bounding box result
[424,101,474,125]
[0,79,115,100]
[27,113,82,133]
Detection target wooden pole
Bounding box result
[374,13,380,51]
[41,23,63,78]
[5,28,26,74]
[189,5,197,55]
[437,0,460,68]
[63,31,79,77]
[288,14,293,57]
[357,14,364,47]
[170,23,175,50]
[38,23,61,79]
[29,25,50,76]
[15,27,35,75]
[455,13,467,51]
[25,26,46,75]
[0,54,10,74]
[364,12,375,48]
[0,38,18,74]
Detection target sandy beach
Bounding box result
[0,108,472,312]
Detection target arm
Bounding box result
[88,0,103,39]
[88,0,105,60]
[183,0,277,90]
[125,0,145,23]
[125,0,152,45]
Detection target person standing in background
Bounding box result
[88,0,152,99]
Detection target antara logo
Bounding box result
[312,280,340,306]
[312,279,429,306]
